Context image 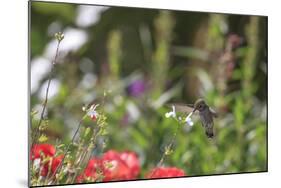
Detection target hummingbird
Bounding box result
[169,99,218,138]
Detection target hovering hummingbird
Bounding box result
[169,99,218,138]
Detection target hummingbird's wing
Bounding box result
[209,107,218,118]
[166,103,199,115]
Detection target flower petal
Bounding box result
[165,105,177,118]
[185,112,194,126]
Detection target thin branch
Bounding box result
[31,40,61,147]
[70,128,99,183]
[71,93,108,183]
[50,116,86,182]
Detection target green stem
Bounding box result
[51,114,87,183]
[150,118,181,177]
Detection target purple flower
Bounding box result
[127,79,146,97]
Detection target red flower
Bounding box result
[84,158,101,177]
[119,151,140,178]
[31,144,55,160]
[30,144,63,177]
[102,150,132,181]
[76,174,85,183]
[76,158,102,183]
[146,167,186,179]
[41,155,64,177]
[77,150,141,183]
[90,115,97,121]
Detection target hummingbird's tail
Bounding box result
[205,127,214,138]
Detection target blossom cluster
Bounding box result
[31,144,63,177]
[31,144,186,183]
[76,150,140,182]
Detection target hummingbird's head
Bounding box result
[193,98,207,112]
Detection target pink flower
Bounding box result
[227,34,243,49]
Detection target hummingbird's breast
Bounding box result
[199,107,213,128]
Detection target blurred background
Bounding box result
[30,1,267,177]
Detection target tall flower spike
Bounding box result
[165,105,176,118]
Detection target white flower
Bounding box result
[87,104,99,121]
[165,105,177,118]
[185,112,194,126]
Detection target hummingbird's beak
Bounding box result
[187,104,196,112]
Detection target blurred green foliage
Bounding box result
[30,1,267,178]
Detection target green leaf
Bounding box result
[172,46,209,62]
[84,127,91,138]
